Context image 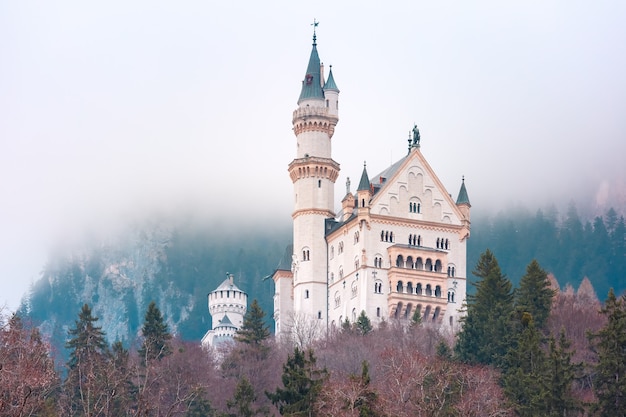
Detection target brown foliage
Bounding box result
[0,312,59,417]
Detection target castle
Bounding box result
[271,27,471,338]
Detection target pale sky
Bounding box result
[1,1,625,311]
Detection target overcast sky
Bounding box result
[1,1,625,311]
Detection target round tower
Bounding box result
[288,27,340,322]
[207,273,247,340]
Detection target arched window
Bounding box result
[339,268,344,279]
[377,307,381,317]
[354,231,359,244]
[334,292,341,308]
[417,203,421,213]
[415,257,423,270]
[405,303,413,319]
[305,289,310,299]
[330,272,334,283]
[407,282,413,293]
[352,308,357,322]
[435,260,442,272]
[407,256,414,269]
[396,255,404,268]
[417,235,421,246]
[396,281,404,293]
[351,281,358,298]
[433,307,441,321]
[416,283,422,295]
[436,238,440,249]
[435,285,441,298]
[338,241,344,254]
[318,311,322,319]
[426,284,432,296]
[425,259,433,271]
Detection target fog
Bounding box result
[1,1,625,310]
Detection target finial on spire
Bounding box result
[346,177,351,195]
[312,18,319,45]
[462,175,465,182]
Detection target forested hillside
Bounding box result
[468,204,625,300]
[17,202,625,362]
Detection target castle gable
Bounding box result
[369,150,464,226]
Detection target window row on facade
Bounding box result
[396,281,443,298]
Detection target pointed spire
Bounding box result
[456,176,471,205]
[357,161,371,191]
[298,21,325,104]
[323,65,339,91]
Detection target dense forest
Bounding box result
[2,251,626,416]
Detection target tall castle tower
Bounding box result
[201,273,247,348]
[282,25,340,329]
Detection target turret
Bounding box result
[356,162,372,215]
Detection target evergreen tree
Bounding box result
[226,376,269,417]
[355,311,373,335]
[589,289,626,416]
[515,259,555,330]
[352,361,379,417]
[503,313,547,417]
[543,329,582,417]
[64,304,110,416]
[409,308,422,328]
[235,299,270,346]
[139,301,172,363]
[266,347,328,416]
[436,340,452,360]
[185,391,217,417]
[455,249,515,368]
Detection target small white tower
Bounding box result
[201,273,248,348]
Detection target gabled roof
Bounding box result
[298,36,325,104]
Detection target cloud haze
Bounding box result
[1,1,625,309]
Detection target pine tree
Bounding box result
[352,361,379,417]
[455,249,515,368]
[515,259,555,330]
[589,288,626,416]
[139,301,172,363]
[226,376,269,417]
[409,308,422,328]
[64,304,110,416]
[266,347,328,416]
[235,299,270,346]
[503,313,547,417]
[543,329,582,417]
[355,311,373,335]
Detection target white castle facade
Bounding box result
[272,29,471,338]
[201,273,247,348]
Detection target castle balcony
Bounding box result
[386,260,448,323]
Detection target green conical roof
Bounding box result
[298,35,325,104]
[456,177,471,205]
[357,163,370,191]
[323,66,339,91]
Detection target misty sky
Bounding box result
[1,2,625,311]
